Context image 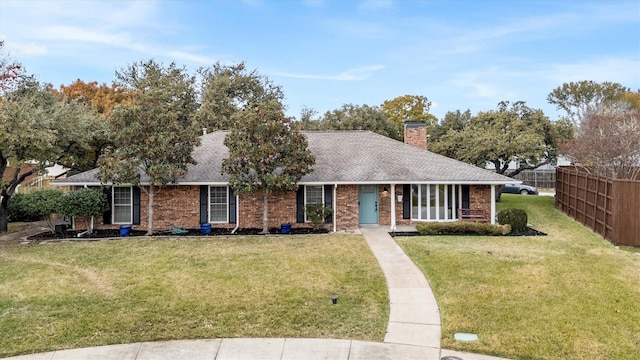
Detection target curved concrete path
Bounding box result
[2,225,510,360]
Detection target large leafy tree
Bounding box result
[54,80,133,175]
[0,41,23,93]
[381,95,437,139]
[0,78,100,232]
[222,100,315,234]
[430,101,573,177]
[301,104,400,140]
[547,81,630,126]
[196,62,284,131]
[430,109,472,142]
[97,60,200,235]
[562,110,640,180]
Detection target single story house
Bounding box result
[54,122,516,232]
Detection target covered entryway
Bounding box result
[358,185,378,224]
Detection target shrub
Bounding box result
[304,203,332,230]
[497,208,528,231]
[17,190,64,232]
[58,189,109,233]
[7,193,41,222]
[416,221,510,235]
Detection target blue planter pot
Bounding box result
[119,225,132,236]
[200,223,212,234]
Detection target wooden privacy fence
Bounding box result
[556,166,640,247]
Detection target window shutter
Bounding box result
[462,185,470,209]
[200,186,208,224]
[324,185,333,223]
[228,187,236,224]
[296,186,305,223]
[402,184,410,219]
[103,188,112,224]
[132,187,141,225]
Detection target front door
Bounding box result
[359,185,378,224]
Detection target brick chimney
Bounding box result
[403,120,428,150]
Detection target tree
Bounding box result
[547,81,630,126]
[430,109,472,142]
[222,100,315,234]
[430,101,573,177]
[381,95,437,139]
[56,79,134,119]
[561,110,640,180]
[97,60,200,235]
[1,78,99,232]
[58,188,109,234]
[0,40,23,93]
[302,104,400,140]
[196,62,285,131]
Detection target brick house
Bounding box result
[55,121,515,232]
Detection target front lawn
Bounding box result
[397,195,640,360]
[0,234,388,358]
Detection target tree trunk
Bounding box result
[0,196,9,233]
[261,190,269,234]
[147,184,154,236]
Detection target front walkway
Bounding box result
[2,225,511,360]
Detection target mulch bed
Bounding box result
[27,227,329,241]
[390,227,547,237]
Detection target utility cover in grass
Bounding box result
[454,333,478,341]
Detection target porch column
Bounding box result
[333,184,337,232]
[390,184,397,231]
[490,185,496,224]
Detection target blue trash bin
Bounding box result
[119,225,132,236]
[281,223,291,234]
[200,223,212,234]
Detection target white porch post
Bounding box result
[490,185,496,224]
[333,184,337,233]
[390,184,397,231]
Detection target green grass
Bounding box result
[396,195,640,360]
[0,234,388,358]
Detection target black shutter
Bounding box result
[200,185,208,224]
[132,187,141,225]
[402,184,410,219]
[324,185,333,223]
[296,186,305,223]
[103,188,112,224]
[462,185,470,209]
[228,187,236,224]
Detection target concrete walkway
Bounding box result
[2,225,511,360]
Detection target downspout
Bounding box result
[231,195,240,234]
[333,184,337,233]
[490,185,496,224]
[390,184,397,231]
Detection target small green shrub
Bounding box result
[304,203,332,230]
[416,221,510,235]
[7,193,41,222]
[497,208,528,231]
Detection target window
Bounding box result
[113,186,132,224]
[410,184,458,221]
[304,185,324,222]
[209,186,228,223]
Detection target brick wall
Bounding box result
[335,185,358,230]
[403,121,428,150]
[238,190,298,229]
[469,185,491,215]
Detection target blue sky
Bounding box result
[1,0,638,120]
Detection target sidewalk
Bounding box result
[2,225,511,360]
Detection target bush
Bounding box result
[304,203,332,230]
[20,190,64,232]
[59,189,109,233]
[497,208,528,231]
[416,221,510,235]
[7,193,41,222]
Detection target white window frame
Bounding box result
[209,186,229,224]
[112,186,133,225]
[410,184,457,221]
[304,185,325,222]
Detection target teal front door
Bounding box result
[359,185,379,224]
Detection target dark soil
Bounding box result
[27,226,329,241]
[390,227,546,237]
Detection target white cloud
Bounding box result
[2,40,48,56]
[275,65,385,81]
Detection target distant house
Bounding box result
[54,122,515,232]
